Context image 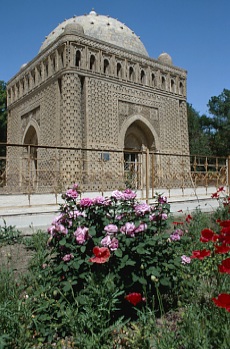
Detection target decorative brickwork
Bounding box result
[6,11,189,192]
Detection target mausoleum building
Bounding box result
[6,10,189,192]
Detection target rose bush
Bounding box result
[38,184,194,320]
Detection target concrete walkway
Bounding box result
[0,186,221,234]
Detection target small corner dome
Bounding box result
[64,22,84,35]
[20,63,28,70]
[39,10,149,57]
[158,52,172,66]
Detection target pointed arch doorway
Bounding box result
[123,119,156,189]
[22,125,38,189]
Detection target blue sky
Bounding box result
[1,0,230,116]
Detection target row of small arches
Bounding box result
[76,50,184,94]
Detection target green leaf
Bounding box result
[59,238,66,246]
[146,266,161,277]
[136,246,146,254]
[62,264,68,272]
[115,249,123,257]
[125,260,136,266]
[166,264,175,270]
[160,278,171,287]
[62,282,71,292]
[80,245,86,253]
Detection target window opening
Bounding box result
[104,59,109,74]
[90,55,96,71]
[117,63,122,78]
[141,70,146,84]
[129,66,134,81]
[75,50,81,67]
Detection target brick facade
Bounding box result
[6,11,189,192]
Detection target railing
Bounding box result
[0,143,229,200]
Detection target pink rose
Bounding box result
[80,197,93,207]
[120,222,136,237]
[109,237,119,251]
[135,223,147,233]
[101,235,112,247]
[66,188,78,199]
[104,224,118,234]
[74,227,90,244]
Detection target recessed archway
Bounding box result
[120,116,158,189]
[22,123,39,188]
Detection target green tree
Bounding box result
[187,103,211,156]
[206,89,230,156]
[0,80,7,143]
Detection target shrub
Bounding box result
[30,185,194,340]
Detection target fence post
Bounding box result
[228,156,230,196]
[151,152,154,198]
[27,145,31,206]
[146,148,149,204]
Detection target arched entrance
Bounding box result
[22,125,39,189]
[123,119,156,189]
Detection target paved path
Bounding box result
[0,187,220,234]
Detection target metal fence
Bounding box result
[0,143,229,200]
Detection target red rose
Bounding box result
[190,249,211,260]
[200,228,218,243]
[218,257,230,274]
[212,293,230,312]
[125,292,144,306]
[89,246,110,264]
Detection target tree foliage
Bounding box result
[187,103,211,156]
[188,89,230,157]
[206,89,230,156]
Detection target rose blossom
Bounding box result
[135,223,147,233]
[62,254,74,262]
[170,232,181,241]
[74,226,90,244]
[92,196,106,205]
[120,222,136,237]
[160,213,168,220]
[80,197,93,207]
[101,235,112,247]
[104,224,118,234]
[65,188,78,199]
[48,223,68,236]
[134,203,150,216]
[111,190,124,200]
[111,189,136,201]
[158,195,167,204]
[123,189,137,200]
[109,237,119,251]
[181,255,191,264]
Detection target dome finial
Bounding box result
[90,9,96,15]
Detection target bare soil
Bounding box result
[0,243,34,276]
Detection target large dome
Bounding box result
[39,10,149,56]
